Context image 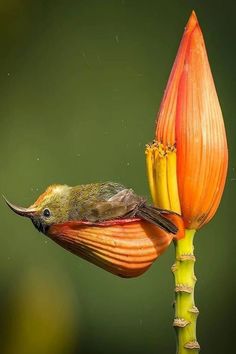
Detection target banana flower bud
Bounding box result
[146,11,228,229]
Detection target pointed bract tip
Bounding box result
[191,10,198,21]
[185,10,199,32]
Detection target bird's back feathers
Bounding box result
[69,183,178,234]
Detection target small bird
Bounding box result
[4,182,183,277]
[4,182,178,233]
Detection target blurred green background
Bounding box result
[0,1,235,353]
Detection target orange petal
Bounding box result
[175,13,228,228]
[154,11,228,229]
[156,12,198,145]
[48,220,173,278]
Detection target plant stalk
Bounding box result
[172,229,200,354]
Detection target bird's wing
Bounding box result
[85,188,141,222]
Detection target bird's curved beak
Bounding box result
[3,196,37,218]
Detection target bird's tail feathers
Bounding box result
[136,204,178,234]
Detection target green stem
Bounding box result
[172,229,200,354]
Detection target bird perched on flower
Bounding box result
[4,182,184,277]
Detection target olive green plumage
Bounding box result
[68,182,140,222]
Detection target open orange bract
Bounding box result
[49,216,184,277]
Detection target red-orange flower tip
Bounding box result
[146,12,228,230]
[186,11,198,32]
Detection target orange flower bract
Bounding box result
[49,217,184,278]
[153,11,228,229]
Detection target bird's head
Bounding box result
[4,184,71,234]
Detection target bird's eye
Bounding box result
[43,208,51,218]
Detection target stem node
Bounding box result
[179,254,196,262]
[188,306,199,315]
[173,318,190,328]
[184,341,200,350]
[175,284,193,293]
[171,263,178,272]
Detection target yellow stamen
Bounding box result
[167,147,181,213]
[145,141,181,213]
[145,144,157,204]
[154,145,170,209]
